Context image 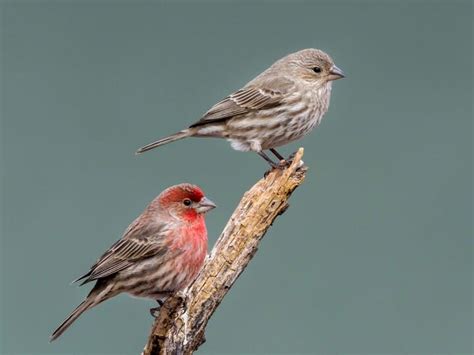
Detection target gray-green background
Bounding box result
[1,1,472,354]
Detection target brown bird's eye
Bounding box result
[312,67,321,73]
[183,198,192,206]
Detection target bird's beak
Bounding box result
[196,197,217,214]
[328,65,345,81]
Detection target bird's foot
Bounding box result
[264,155,304,177]
[276,159,292,169]
[149,296,169,317]
[264,161,286,176]
[149,306,161,318]
[269,148,301,169]
[149,291,188,318]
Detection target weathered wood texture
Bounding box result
[143,148,307,355]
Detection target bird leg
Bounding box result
[269,148,285,161]
[257,151,279,168]
[269,148,297,169]
[270,148,305,169]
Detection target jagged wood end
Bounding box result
[143,148,307,355]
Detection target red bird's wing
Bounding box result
[189,77,294,127]
[73,221,173,285]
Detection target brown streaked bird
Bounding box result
[136,48,344,167]
[50,184,216,342]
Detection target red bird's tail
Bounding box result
[136,129,193,154]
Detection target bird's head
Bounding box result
[277,48,345,87]
[156,183,216,221]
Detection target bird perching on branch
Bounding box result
[50,184,216,342]
[136,49,344,167]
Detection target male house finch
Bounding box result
[136,48,344,167]
[50,184,216,341]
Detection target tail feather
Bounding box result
[136,129,192,154]
[50,299,94,342]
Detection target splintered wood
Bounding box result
[143,148,307,355]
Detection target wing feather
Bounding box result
[73,221,169,285]
[189,76,294,128]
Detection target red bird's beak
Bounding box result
[196,197,217,214]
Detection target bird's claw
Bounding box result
[149,306,161,318]
[277,159,292,169]
[263,160,289,177]
[149,291,188,318]
[263,153,305,177]
[149,298,166,318]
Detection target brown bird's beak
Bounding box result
[328,65,345,81]
[196,197,217,214]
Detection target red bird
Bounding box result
[50,183,216,341]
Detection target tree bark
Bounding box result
[143,148,307,355]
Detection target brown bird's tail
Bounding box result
[136,129,193,154]
[50,299,95,342]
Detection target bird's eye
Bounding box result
[312,67,321,73]
[183,198,192,206]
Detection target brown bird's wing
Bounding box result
[189,76,294,127]
[73,220,172,285]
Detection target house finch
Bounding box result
[50,184,216,341]
[136,48,344,167]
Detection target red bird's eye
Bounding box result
[183,198,192,206]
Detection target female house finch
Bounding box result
[50,184,216,341]
[136,48,344,167]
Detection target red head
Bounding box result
[154,183,216,221]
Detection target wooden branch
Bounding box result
[143,148,307,355]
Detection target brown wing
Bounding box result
[189,76,294,128]
[73,220,170,285]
